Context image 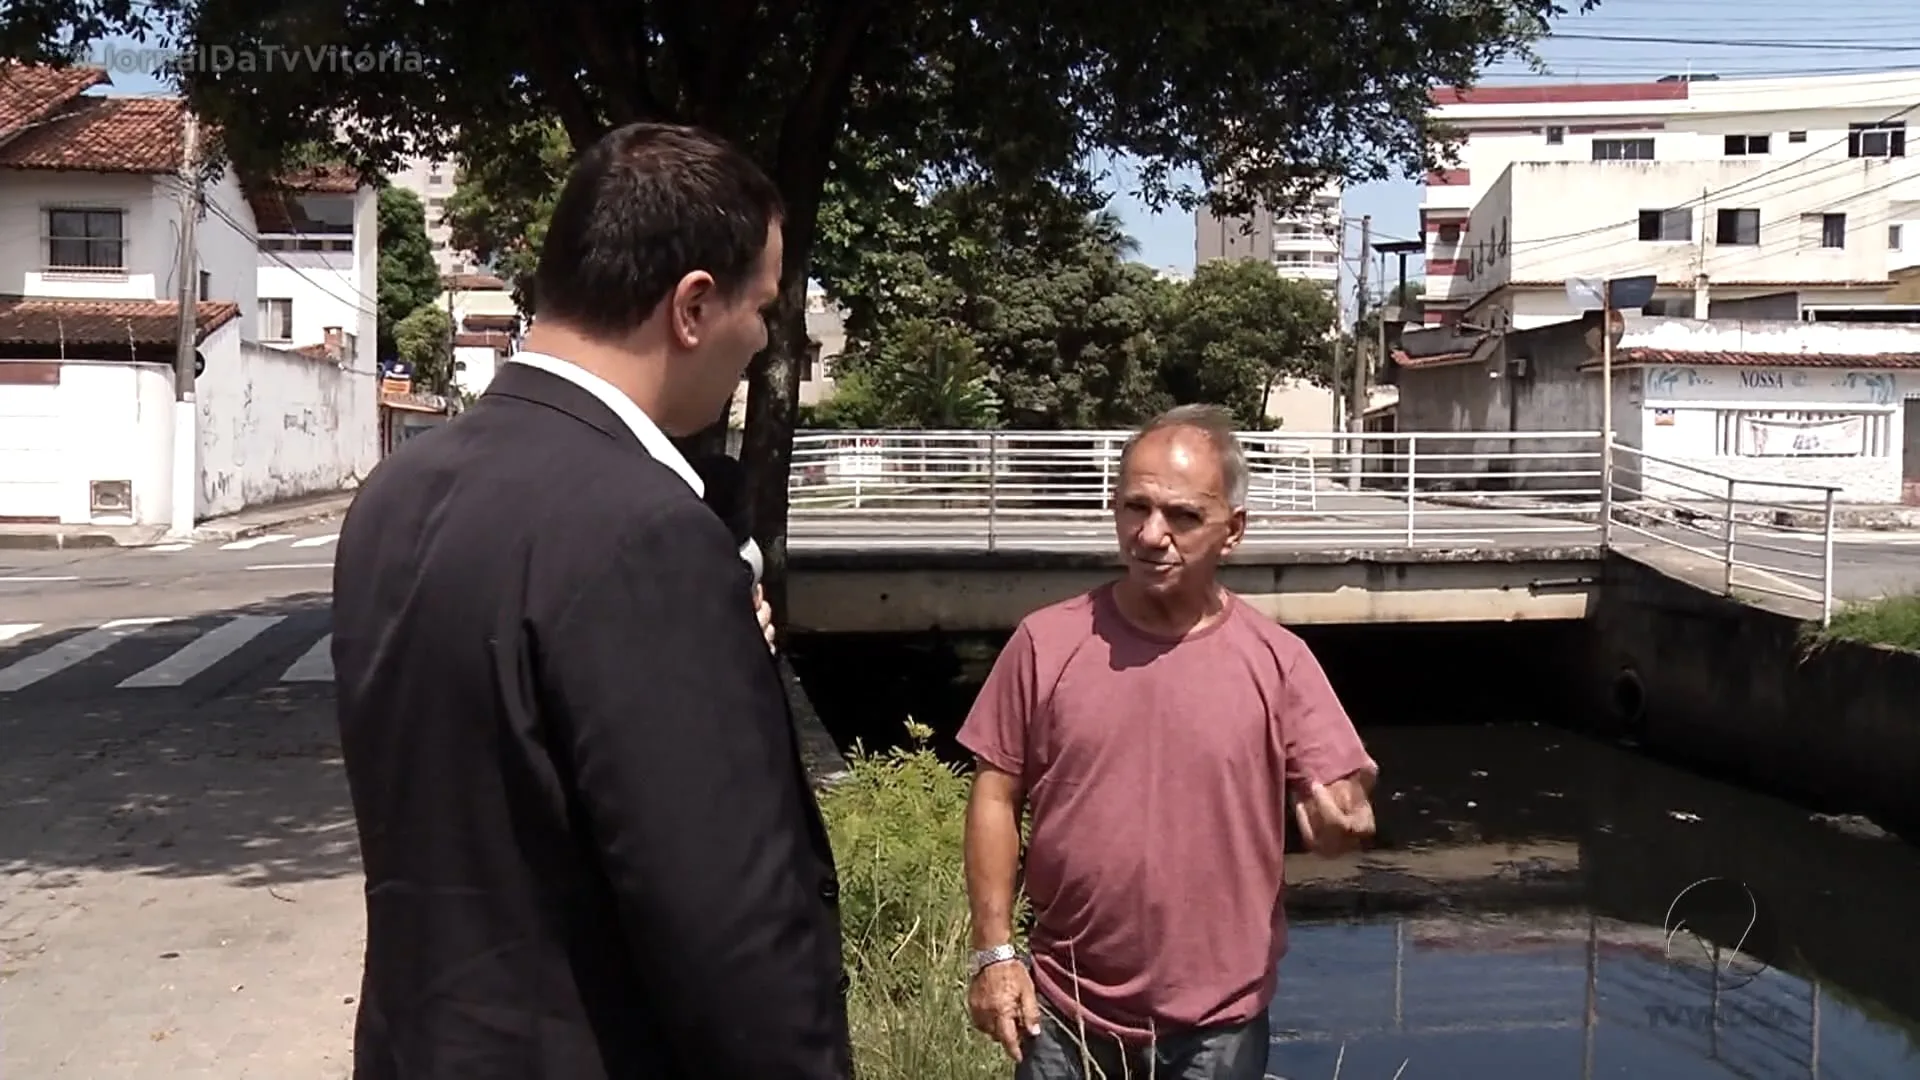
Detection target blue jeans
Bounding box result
[1013,1005,1270,1080]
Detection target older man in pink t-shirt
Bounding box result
[958,405,1379,1080]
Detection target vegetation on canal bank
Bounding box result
[818,720,1015,1079]
[1812,594,1920,652]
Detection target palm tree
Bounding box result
[1086,207,1141,260]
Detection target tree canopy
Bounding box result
[374,186,442,373]
[1,0,1594,597]
[811,185,1338,431]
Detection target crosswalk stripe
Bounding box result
[281,633,333,683]
[291,534,339,548]
[0,617,170,692]
[0,623,42,645]
[116,614,287,688]
[146,542,193,552]
[219,534,293,551]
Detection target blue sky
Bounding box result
[94,0,1920,292]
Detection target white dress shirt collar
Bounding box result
[506,350,704,497]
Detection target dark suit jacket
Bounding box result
[331,362,851,1078]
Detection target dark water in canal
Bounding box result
[791,621,1920,1079]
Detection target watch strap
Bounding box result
[969,943,1020,977]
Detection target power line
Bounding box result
[1548,32,1920,53]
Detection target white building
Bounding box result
[437,272,522,398]
[1394,314,1920,504]
[0,63,380,529]
[1195,183,1343,289]
[387,154,476,277]
[1422,72,1920,330]
[246,167,380,377]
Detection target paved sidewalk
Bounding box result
[0,688,361,1076]
[0,491,359,551]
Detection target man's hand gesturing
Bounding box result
[1292,776,1376,857]
[968,958,1042,1062]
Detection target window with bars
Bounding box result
[44,208,126,270]
[259,236,353,252]
[1593,138,1655,161]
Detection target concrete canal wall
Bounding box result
[1588,554,1920,842]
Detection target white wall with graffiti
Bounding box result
[1637,362,1913,503]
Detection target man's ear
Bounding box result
[1221,505,1248,554]
[669,270,717,349]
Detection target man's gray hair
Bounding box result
[1118,404,1250,506]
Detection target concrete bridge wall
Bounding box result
[1584,553,1920,842]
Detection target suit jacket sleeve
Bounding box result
[539,496,848,1079]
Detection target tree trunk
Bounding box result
[741,272,808,627]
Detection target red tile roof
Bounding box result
[1392,348,1480,369]
[0,63,369,198]
[1431,81,1690,107]
[0,296,239,348]
[0,94,185,174]
[1617,346,1920,369]
[0,62,108,136]
[461,313,517,332]
[453,330,515,350]
[444,272,508,291]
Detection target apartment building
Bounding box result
[1421,71,1920,329]
[387,153,477,277]
[1195,182,1343,289]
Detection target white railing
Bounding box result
[784,429,1842,623]
[1605,442,1839,626]
[789,429,1605,550]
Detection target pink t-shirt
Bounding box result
[956,584,1375,1042]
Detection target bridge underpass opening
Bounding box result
[788,619,1920,1076]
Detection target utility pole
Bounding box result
[1693,185,1711,318]
[445,284,457,394]
[1375,253,1388,394]
[1350,214,1371,483]
[168,110,200,538]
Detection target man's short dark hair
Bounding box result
[532,122,784,339]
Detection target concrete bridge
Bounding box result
[779,429,1841,634]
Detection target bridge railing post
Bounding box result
[1722,475,1737,594]
[1599,436,1614,548]
[1821,487,1836,626]
[1405,434,1418,546]
[986,431,999,553]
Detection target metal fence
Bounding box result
[785,428,1842,623]
[788,429,1604,550]
[1605,442,1838,625]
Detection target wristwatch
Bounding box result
[969,943,1020,978]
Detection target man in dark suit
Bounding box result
[330,122,851,1079]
